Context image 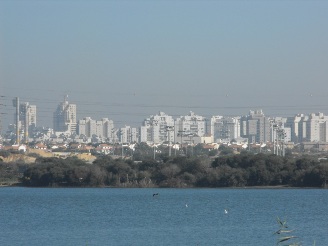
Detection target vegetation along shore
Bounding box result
[1,143,327,188]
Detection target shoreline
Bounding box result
[1,184,326,189]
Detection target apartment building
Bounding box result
[305,113,328,142]
[174,111,206,141]
[140,112,174,144]
[53,96,77,133]
[210,115,240,142]
[286,113,328,143]
[20,102,36,128]
[240,109,271,144]
[286,114,305,143]
[19,102,36,140]
[78,117,114,141]
[119,125,139,143]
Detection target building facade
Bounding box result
[53,96,77,133]
[286,113,328,143]
[19,102,36,141]
[210,115,240,142]
[119,125,139,143]
[174,111,206,142]
[286,114,305,143]
[305,113,328,142]
[140,112,175,144]
[78,117,114,141]
[240,109,271,144]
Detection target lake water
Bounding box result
[0,188,327,246]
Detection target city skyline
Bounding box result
[3,94,328,149]
[1,93,328,131]
[1,1,328,129]
[3,98,328,151]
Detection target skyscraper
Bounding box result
[20,102,36,142]
[53,96,77,133]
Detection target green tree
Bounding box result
[219,145,234,155]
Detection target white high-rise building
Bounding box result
[20,102,36,128]
[140,112,174,144]
[53,96,77,133]
[102,118,115,141]
[119,126,138,143]
[286,114,305,143]
[78,117,114,141]
[210,116,240,142]
[174,111,206,141]
[304,113,328,142]
[286,113,328,143]
[19,102,36,141]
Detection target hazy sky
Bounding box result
[1,0,328,130]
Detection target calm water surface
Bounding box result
[0,188,327,245]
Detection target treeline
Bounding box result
[19,152,328,188]
[0,162,27,185]
[203,153,328,187]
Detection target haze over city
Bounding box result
[1,0,327,129]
